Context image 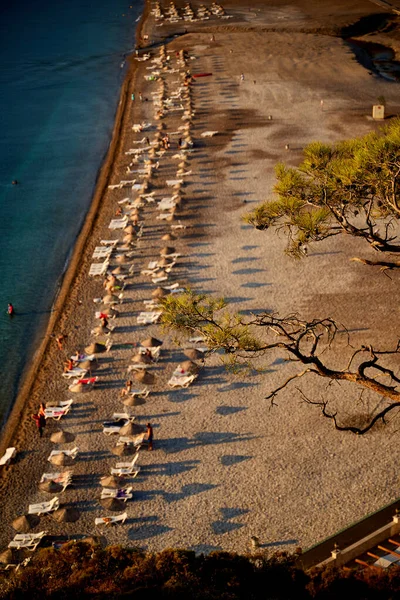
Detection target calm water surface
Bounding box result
[0,0,143,424]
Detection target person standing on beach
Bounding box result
[240,73,245,82]
[56,334,67,351]
[32,412,46,438]
[146,422,154,451]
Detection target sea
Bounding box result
[0,0,143,426]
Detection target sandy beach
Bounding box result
[2,0,400,558]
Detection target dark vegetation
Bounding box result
[2,542,400,599]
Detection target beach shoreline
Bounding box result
[2,0,400,557]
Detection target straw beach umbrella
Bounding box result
[52,507,80,523]
[115,254,127,265]
[152,287,167,298]
[49,453,75,467]
[50,430,75,444]
[39,480,63,494]
[133,370,155,385]
[123,395,146,407]
[162,233,176,241]
[12,515,40,533]
[183,348,205,361]
[112,266,127,275]
[103,294,119,305]
[79,359,99,371]
[131,353,152,365]
[141,337,163,348]
[100,475,121,489]
[100,498,125,512]
[85,342,107,354]
[0,549,15,565]
[111,444,136,457]
[119,421,145,436]
[160,247,175,256]
[180,360,199,373]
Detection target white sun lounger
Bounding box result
[166,179,183,186]
[101,487,133,502]
[95,512,128,526]
[112,452,140,469]
[109,217,129,229]
[89,261,109,277]
[62,367,88,379]
[130,388,149,399]
[118,433,147,447]
[92,246,113,259]
[8,531,47,551]
[0,447,16,467]
[100,239,119,246]
[201,131,219,137]
[168,374,197,388]
[103,417,131,436]
[152,275,168,284]
[40,471,73,491]
[44,405,72,420]
[156,213,174,221]
[48,447,79,462]
[137,311,162,324]
[28,497,60,516]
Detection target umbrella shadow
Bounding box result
[145,459,200,476]
[216,406,247,416]
[220,455,253,466]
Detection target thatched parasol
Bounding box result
[183,348,205,361]
[160,246,175,256]
[50,430,75,444]
[141,337,163,348]
[123,234,134,244]
[0,549,15,565]
[52,507,80,523]
[112,266,127,275]
[100,498,125,512]
[100,475,121,489]
[133,370,155,385]
[162,233,176,241]
[49,453,75,466]
[115,254,127,264]
[85,342,107,354]
[102,294,119,305]
[151,287,167,298]
[12,514,40,533]
[79,359,99,371]
[111,443,136,457]
[124,224,135,234]
[39,480,63,494]
[122,395,146,407]
[69,382,87,393]
[179,360,199,373]
[119,421,145,436]
[158,257,172,268]
[131,353,152,365]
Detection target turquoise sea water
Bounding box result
[0,0,143,425]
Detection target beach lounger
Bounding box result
[89,261,109,277]
[103,417,132,436]
[112,451,140,470]
[8,531,47,551]
[95,512,128,527]
[62,367,88,379]
[100,240,119,246]
[40,471,73,491]
[166,179,184,186]
[46,399,74,409]
[130,388,149,399]
[48,447,79,462]
[0,447,16,467]
[127,364,148,373]
[201,131,219,137]
[44,405,72,420]
[156,212,174,221]
[101,487,133,502]
[168,374,197,388]
[109,217,129,230]
[152,275,168,284]
[118,433,147,448]
[69,376,98,392]
[28,497,60,516]
[163,282,180,290]
[70,353,95,362]
[92,246,113,259]
[137,311,162,324]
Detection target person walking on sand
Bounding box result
[38,402,46,418]
[32,412,46,438]
[146,422,154,451]
[56,334,66,351]
[240,73,245,82]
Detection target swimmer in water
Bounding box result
[7,303,14,316]
[12,180,18,185]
